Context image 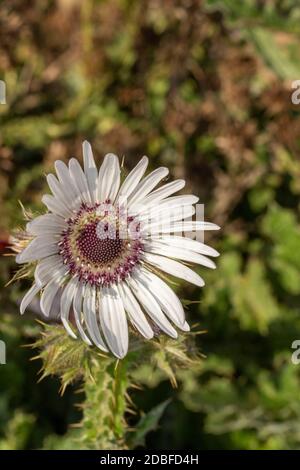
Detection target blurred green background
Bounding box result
[1,0,300,450]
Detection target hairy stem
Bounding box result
[80,358,129,449]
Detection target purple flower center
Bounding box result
[58,203,143,287]
[77,221,125,265]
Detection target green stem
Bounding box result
[112,359,128,440]
[81,357,129,450]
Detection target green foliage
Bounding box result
[206,0,300,80]
[32,322,96,394]
[30,324,195,449]
[127,399,171,448]
[211,253,280,333]
[31,324,127,449]
[262,205,300,294]
[180,353,300,449]
[80,361,128,449]
[249,27,300,80]
[0,410,35,450]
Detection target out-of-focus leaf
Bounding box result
[0,411,35,450]
[262,205,300,293]
[248,27,300,80]
[128,399,171,448]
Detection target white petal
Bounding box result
[145,220,220,235]
[159,194,199,206]
[60,279,77,339]
[20,283,41,314]
[171,221,220,231]
[16,236,59,264]
[83,285,108,352]
[117,156,148,202]
[139,268,185,327]
[40,279,61,317]
[181,321,190,332]
[142,206,195,229]
[68,158,91,204]
[128,275,178,338]
[54,160,80,200]
[73,283,92,346]
[133,179,185,212]
[99,286,128,358]
[98,153,120,203]
[134,194,199,216]
[83,141,98,204]
[55,160,83,208]
[42,194,72,218]
[144,241,217,269]
[39,263,67,317]
[47,174,76,212]
[118,283,153,340]
[128,167,169,208]
[151,235,219,257]
[143,252,205,287]
[35,256,67,286]
[47,290,63,320]
[26,214,66,236]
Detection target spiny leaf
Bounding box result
[127,399,171,448]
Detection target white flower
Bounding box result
[17,141,219,358]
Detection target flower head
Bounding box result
[16,141,219,358]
